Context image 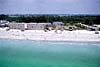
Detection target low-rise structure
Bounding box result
[27,23,51,30]
[53,22,64,26]
[8,22,51,30]
[8,22,25,31]
[0,20,9,27]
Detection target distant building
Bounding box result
[53,22,64,30]
[8,22,51,30]
[0,20,9,27]
[8,22,25,31]
[27,23,51,30]
[53,22,64,25]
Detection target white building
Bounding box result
[0,20,9,27]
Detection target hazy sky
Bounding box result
[0,0,100,14]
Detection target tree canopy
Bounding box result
[0,14,100,25]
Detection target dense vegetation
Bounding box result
[0,14,100,25]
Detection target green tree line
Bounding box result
[0,14,100,25]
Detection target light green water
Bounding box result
[0,39,100,67]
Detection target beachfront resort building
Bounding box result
[8,22,26,31]
[8,22,52,30]
[27,23,51,30]
[8,21,65,31]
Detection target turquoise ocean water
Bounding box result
[0,39,100,67]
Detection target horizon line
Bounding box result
[0,14,100,16]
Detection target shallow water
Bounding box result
[0,39,100,67]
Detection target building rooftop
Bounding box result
[53,22,64,24]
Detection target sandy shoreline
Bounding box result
[0,28,100,42]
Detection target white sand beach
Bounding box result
[0,28,100,42]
